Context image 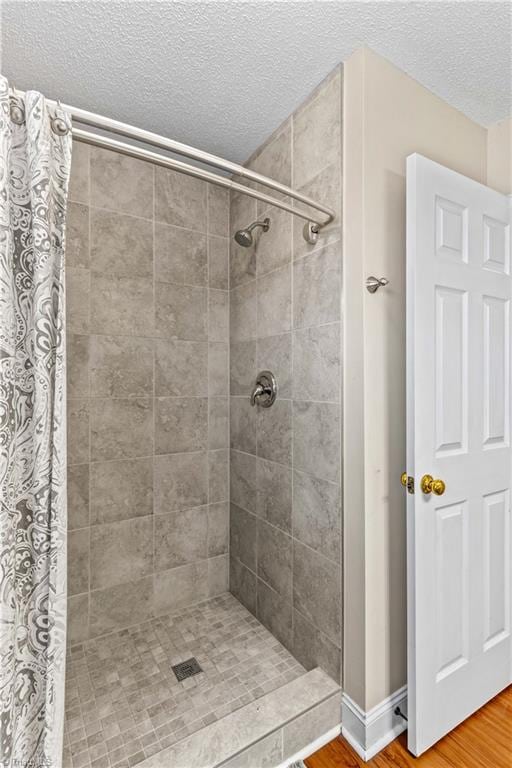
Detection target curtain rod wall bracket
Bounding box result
[303,221,320,244]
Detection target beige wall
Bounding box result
[487,117,512,194]
[343,47,490,710]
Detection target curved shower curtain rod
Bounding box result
[12,90,335,238]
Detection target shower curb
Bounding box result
[137,667,341,768]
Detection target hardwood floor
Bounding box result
[305,685,512,767]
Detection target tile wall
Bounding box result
[66,142,230,642]
[229,67,344,682]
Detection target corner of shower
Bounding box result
[4,65,342,768]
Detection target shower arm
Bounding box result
[11,89,335,238]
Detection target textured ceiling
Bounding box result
[1,1,511,164]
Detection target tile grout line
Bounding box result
[290,111,296,652]
[152,161,157,611]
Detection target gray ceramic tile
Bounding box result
[155,339,207,397]
[257,398,292,466]
[256,458,292,534]
[293,69,341,188]
[222,730,283,768]
[207,502,229,557]
[67,398,90,465]
[155,397,208,454]
[154,451,208,514]
[90,517,153,589]
[292,163,341,261]
[154,506,208,570]
[208,342,228,397]
[208,397,229,450]
[155,167,207,231]
[66,268,90,335]
[293,401,340,483]
[230,504,257,572]
[90,208,153,278]
[257,579,293,650]
[230,282,256,342]
[90,147,153,218]
[68,528,89,596]
[139,666,335,768]
[257,518,292,598]
[67,202,90,269]
[229,192,257,288]
[209,289,229,342]
[230,397,256,455]
[256,333,292,399]
[69,140,89,204]
[230,340,256,396]
[293,470,341,563]
[208,186,230,237]
[209,450,228,503]
[292,609,341,683]
[155,223,207,286]
[89,577,153,637]
[67,334,90,398]
[208,236,229,290]
[293,540,341,644]
[229,557,257,616]
[257,265,291,338]
[250,120,292,201]
[90,458,153,524]
[68,464,90,530]
[153,561,208,616]
[90,398,153,461]
[67,593,89,644]
[283,694,341,755]
[90,335,153,397]
[230,449,257,514]
[155,282,207,341]
[208,555,229,597]
[66,592,307,766]
[255,206,292,276]
[293,243,341,329]
[90,275,154,337]
[293,323,340,402]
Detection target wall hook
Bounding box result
[366,276,389,293]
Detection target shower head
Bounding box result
[234,217,270,247]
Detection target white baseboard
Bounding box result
[277,724,341,768]
[341,686,408,761]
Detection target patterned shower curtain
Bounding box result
[0,76,71,767]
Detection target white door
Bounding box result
[406,153,512,756]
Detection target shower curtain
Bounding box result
[0,76,71,767]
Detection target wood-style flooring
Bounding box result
[305,685,511,767]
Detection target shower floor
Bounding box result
[63,593,305,768]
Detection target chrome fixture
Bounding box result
[234,218,270,248]
[366,276,389,293]
[11,89,335,234]
[303,221,320,245]
[250,371,277,408]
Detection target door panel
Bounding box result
[483,490,510,651]
[406,154,512,756]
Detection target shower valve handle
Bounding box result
[250,383,265,406]
[250,371,277,408]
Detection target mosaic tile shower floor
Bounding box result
[63,593,305,768]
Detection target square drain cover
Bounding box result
[172,657,203,682]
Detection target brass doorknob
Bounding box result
[421,474,446,496]
[401,472,408,487]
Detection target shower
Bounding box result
[234,216,270,247]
